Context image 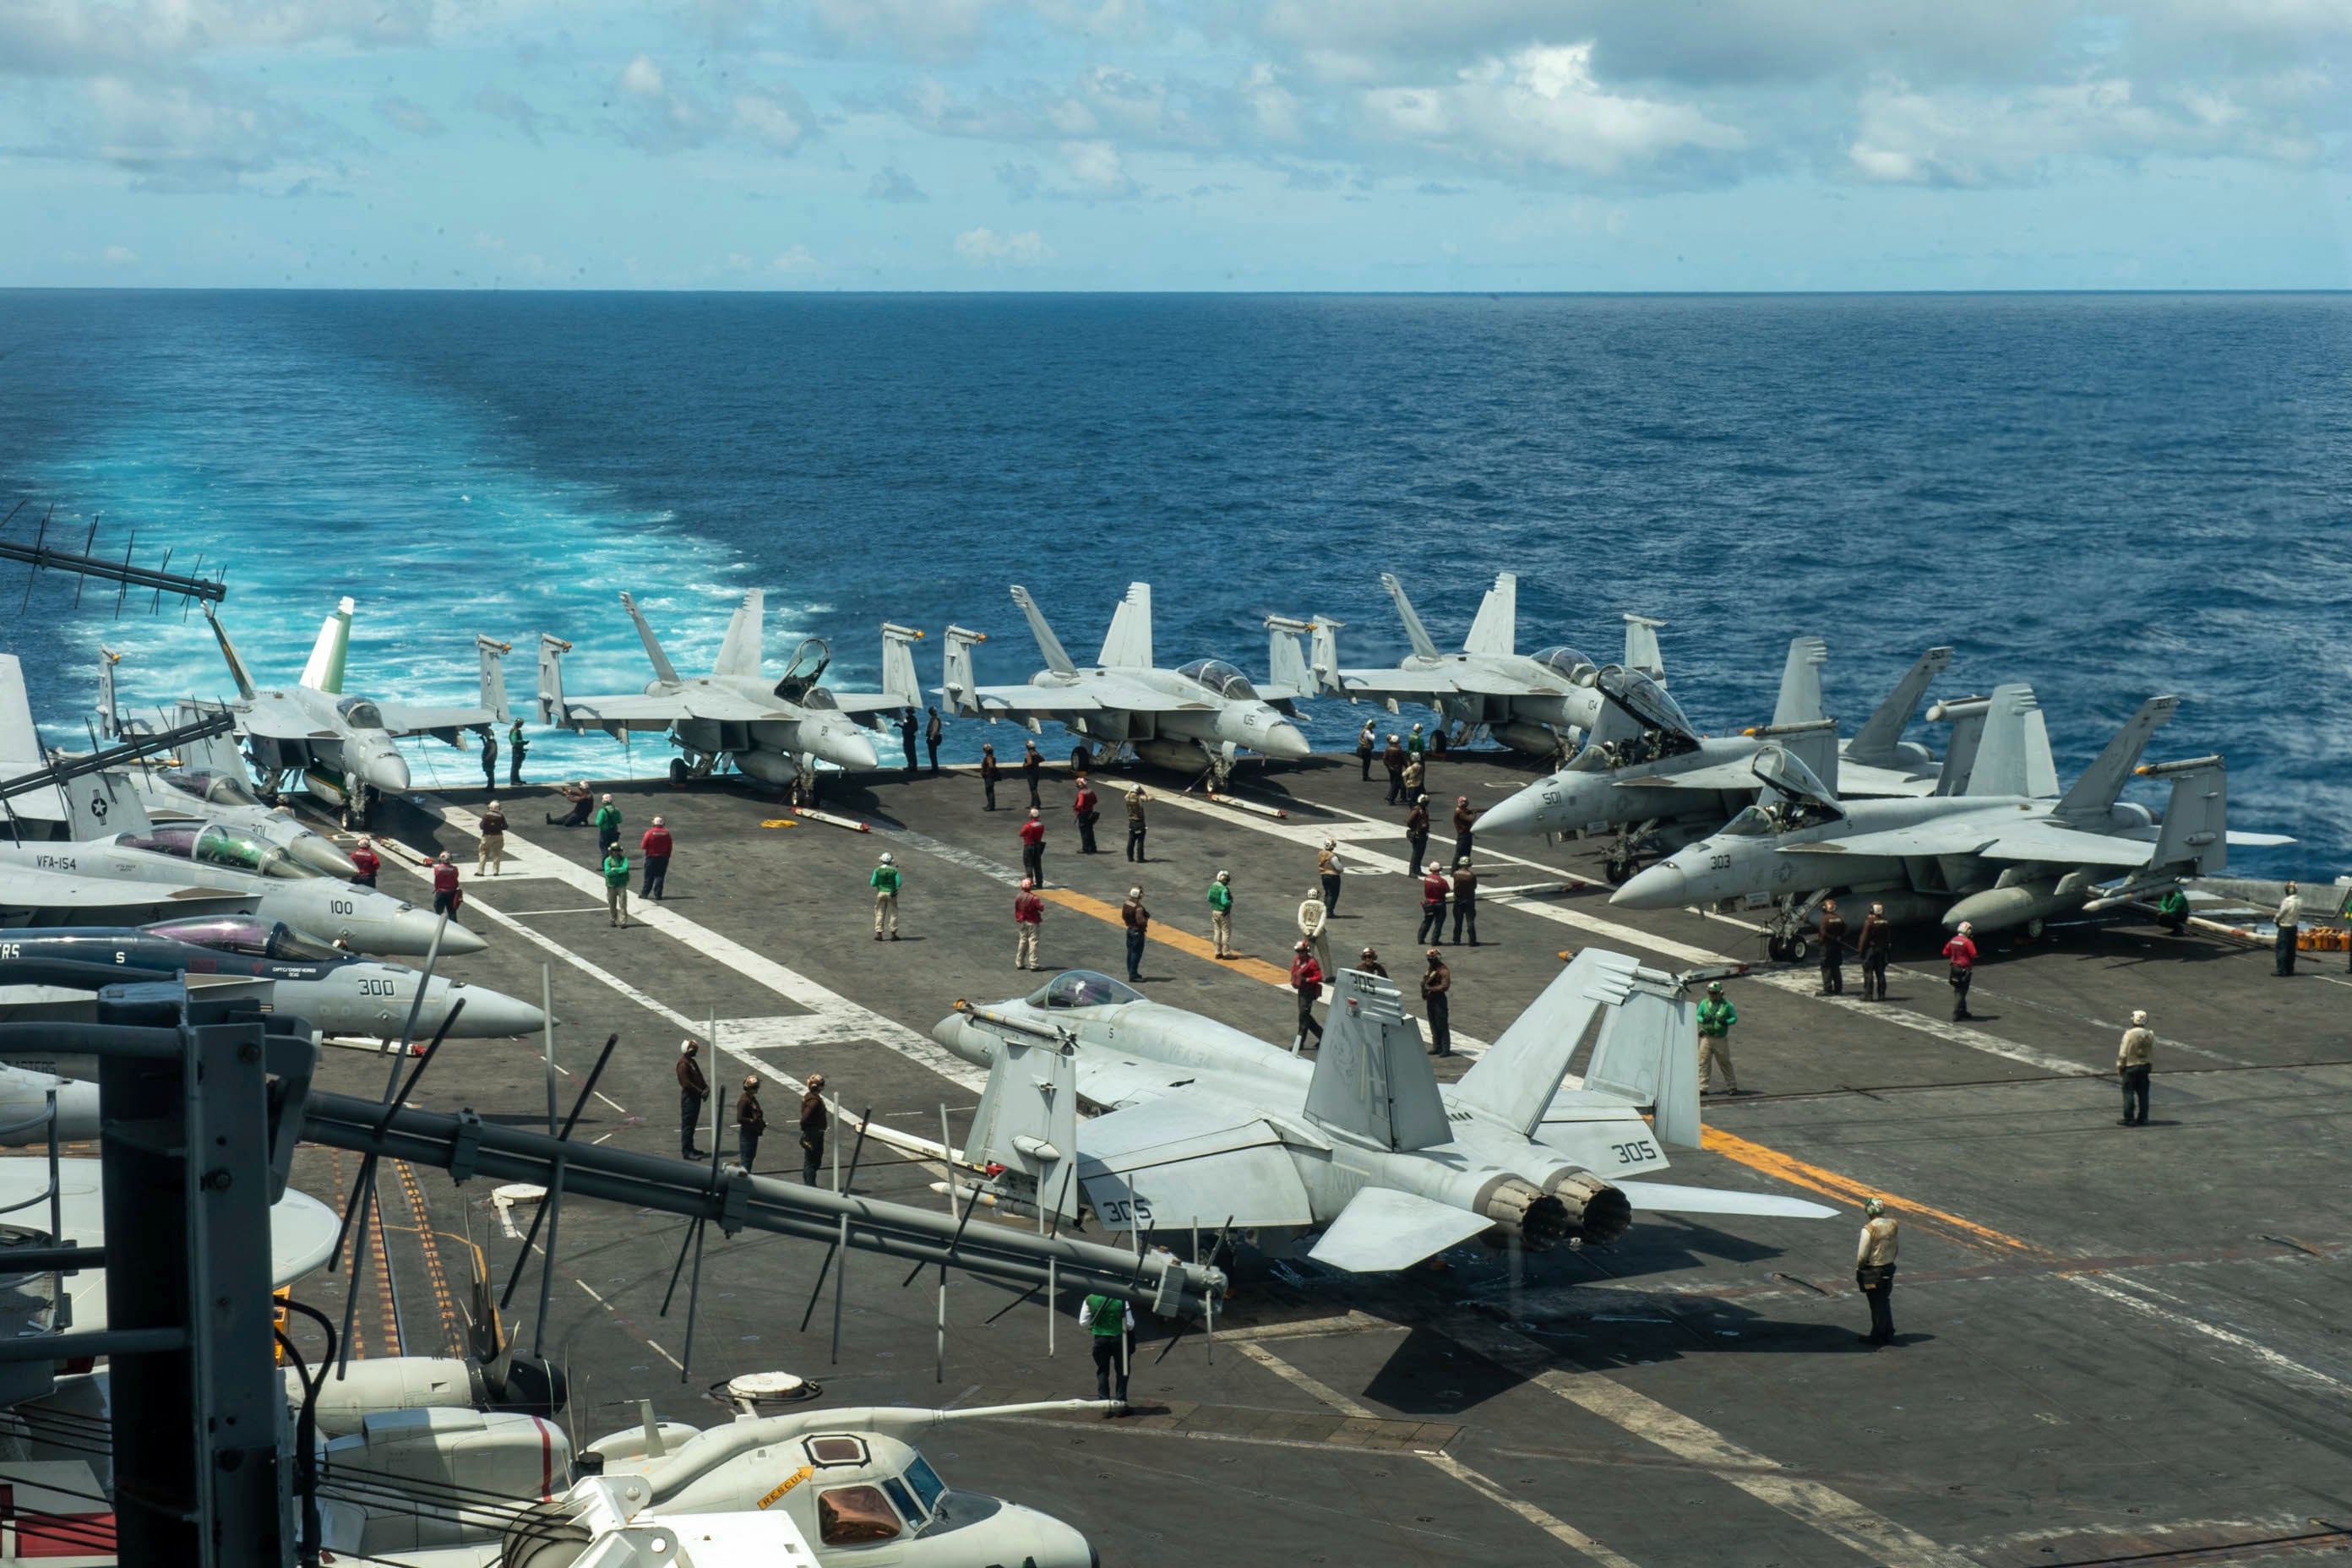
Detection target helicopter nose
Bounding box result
[1612,862,1687,910]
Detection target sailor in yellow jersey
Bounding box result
[1856,1197,1900,1347]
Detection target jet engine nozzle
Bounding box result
[1545,1169,1633,1244]
[1475,1176,1575,1252]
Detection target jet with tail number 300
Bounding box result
[923,952,1833,1274]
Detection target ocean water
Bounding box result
[0,291,2343,876]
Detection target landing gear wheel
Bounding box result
[1787,935,1810,962]
[1070,743,1093,772]
[1767,936,1790,963]
[668,757,691,786]
[1603,858,1633,886]
[2025,917,2045,939]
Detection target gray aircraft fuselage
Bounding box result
[1015,664,1310,765]
[238,687,416,796]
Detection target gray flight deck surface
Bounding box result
[286,749,2352,1568]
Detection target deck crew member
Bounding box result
[1121,887,1150,983]
[800,1074,829,1184]
[477,800,508,877]
[1696,981,1739,1094]
[479,728,498,792]
[1817,898,1848,995]
[640,815,672,901]
[507,719,527,787]
[1356,722,1378,781]
[1402,754,1425,802]
[430,852,463,918]
[1942,921,1978,1019]
[735,1075,765,1171]
[2157,885,2190,935]
[1289,940,1325,1051]
[593,794,622,855]
[1450,797,1477,865]
[2275,881,2302,976]
[1358,946,1387,978]
[547,781,591,827]
[1207,870,1234,959]
[1015,878,1045,970]
[1416,863,1450,946]
[979,743,1000,810]
[1297,885,1331,976]
[1857,902,1892,1000]
[2117,1010,2154,1126]
[1019,808,1047,887]
[1405,722,1426,760]
[1072,776,1101,855]
[1381,735,1407,803]
[1021,740,1044,808]
[677,1039,708,1159]
[601,844,630,928]
[924,706,944,773]
[899,709,919,773]
[870,852,901,940]
[1079,1291,1134,1410]
[1316,838,1342,914]
[349,837,380,890]
[1856,1198,1900,1346]
[1420,950,1452,1056]
[1450,858,1479,946]
[1125,786,1149,863]
[1405,796,1431,878]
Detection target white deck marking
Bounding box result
[411,802,989,1093]
[2066,1273,2352,1395]
[1238,1341,1645,1568]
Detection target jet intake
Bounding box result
[1544,1169,1633,1244]
[1473,1175,1575,1252]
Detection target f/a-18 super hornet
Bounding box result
[1611,685,2294,938]
[200,596,513,825]
[0,916,542,1038]
[1307,571,1669,760]
[1476,637,1955,880]
[540,591,921,795]
[940,583,1310,787]
[928,953,1832,1273]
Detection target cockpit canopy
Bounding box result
[1751,743,1838,809]
[145,915,348,961]
[161,770,261,808]
[1176,659,1257,700]
[1532,646,1598,685]
[1026,970,1143,1010]
[1596,667,1692,738]
[335,697,384,731]
[117,823,318,879]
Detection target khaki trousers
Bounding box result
[874,890,898,936]
[1015,923,1039,968]
[1698,1032,1737,1092]
[476,832,504,875]
[607,885,629,928]
[1211,910,1233,956]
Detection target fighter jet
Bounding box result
[1611,686,2294,937]
[198,596,512,825]
[929,953,1833,1274]
[1309,571,1669,760]
[1475,638,1955,880]
[540,591,920,792]
[0,916,542,1038]
[940,583,1311,787]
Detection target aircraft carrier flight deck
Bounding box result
[294,748,2352,1568]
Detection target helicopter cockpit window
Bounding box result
[1533,646,1596,684]
[901,1452,946,1517]
[804,1435,868,1467]
[335,698,385,730]
[1176,660,1257,700]
[816,1486,902,1545]
[1027,971,1143,1010]
[879,1477,925,1528]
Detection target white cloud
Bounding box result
[101,244,136,264]
[1059,138,1138,197]
[1244,63,1304,143]
[1361,44,1746,177]
[620,54,667,99]
[733,86,809,150]
[811,0,1002,62]
[868,165,928,201]
[373,95,443,137]
[612,53,720,153]
[771,244,820,272]
[954,226,1052,265]
[78,72,323,190]
[0,0,432,78]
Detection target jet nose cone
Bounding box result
[823,727,880,771]
[1259,721,1311,761]
[1611,862,1686,909]
[448,983,546,1037]
[1478,784,1546,838]
[363,752,411,794]
[436,918,489,956]
[930,1013,970,1056]
[286,834,359,879]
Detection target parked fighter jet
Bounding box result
[196,597,511,825]
[540,591,920,792]
[941,583,1310,787]
[1309,572,1668,760]
[1611,686,2294,936]
[1476,638,1954,880]
[929,953,1832,1273]
[0,916,542,1037]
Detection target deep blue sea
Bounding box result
[0,291,2343,877]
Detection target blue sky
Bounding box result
[4,1,2349,290]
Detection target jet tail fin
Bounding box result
[879,623,924,709]
[1096,582,1152,670]
[95,647,123,743]
[1848,646,1952,766]
[942,626,987,715]
[1452,950,1640,1138]
[1264,616,1313,697]
[965,1029,1082,1226]
[2054,695,2180,827]
[202,606,259,703]
[1309,618,1342,694]
[1771,635,1829,728]
[619,592,682,684]
[476,636,513,725]
[1304,971,1451,1152]
[1380,574,1442,662]
[1620,614,1668,682]
[172,700,250,779]
[1581,977,1701,1150]
[536,634,571,726]
[68,768,147,839]
[2145,755,2230,875]
[1462,573,1516,656]
[1008,587,1078,676]
[713,590,764,680]
[297,597,354,694]
[1962,684,2042,798]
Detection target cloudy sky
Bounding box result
[3,0,2348,289]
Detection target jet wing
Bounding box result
[962,684,1110,716]
[1329,667,1462,700]
[1977,825,2156,868]
[555,694,692,732]
[0,864,260,925]
[375,702,498,737]
[237,701,334,743]
[1779,824,2001,858]
[824,690,909,716]
[1836,760,1941,799]
[1075,1093,1313,1230]
[1628,758,1771,792]
[1614,1179,1839,1221]
[1307,1187,1493,1272]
